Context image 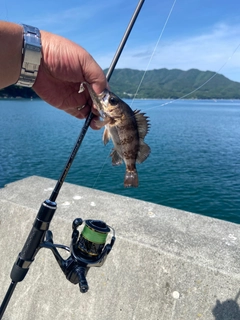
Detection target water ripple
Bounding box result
[0,99,240,223]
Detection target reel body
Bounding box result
[41,218,115,293]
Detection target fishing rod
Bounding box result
[50,0,145,202]
[0,0,145,318]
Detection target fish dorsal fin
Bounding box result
[136,139,151,164]
[134,110,150,140]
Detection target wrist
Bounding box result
[0,21,23,88]
[15,24,42,87]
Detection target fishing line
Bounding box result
[128,0,240,112]
[176,41,240,99]
[143,40,240,111]
[94,1,240,186]
[91,147,110,189]
[130,0,177,106]
[92,0,178,186]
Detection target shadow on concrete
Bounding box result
[212,290,240,320]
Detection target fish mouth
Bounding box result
[99,89,110,104]
[98,89,110,115]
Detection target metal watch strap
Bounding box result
[15,24,42,88]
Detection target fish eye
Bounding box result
[109,96,118,106]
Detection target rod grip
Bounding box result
[10,200,56,282]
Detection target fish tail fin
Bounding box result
[124,170,138,188]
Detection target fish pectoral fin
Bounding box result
[134,110,150,139]
[137,140,151,164]
[124,170,138,188]
[110,149,123,166]
[103,127,111,145]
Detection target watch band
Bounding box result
[15,24,42,88]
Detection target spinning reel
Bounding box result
[41,218,115,293]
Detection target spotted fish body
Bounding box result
[79,82,150,187]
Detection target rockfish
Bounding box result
[79,82,151,187]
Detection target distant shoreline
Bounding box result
[2,68,240,100]
[0,97,40,100]
[1,97,240,102]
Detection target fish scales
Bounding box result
[79,82,151,187]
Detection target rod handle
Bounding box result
[10,200,56,282]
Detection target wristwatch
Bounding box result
[15,24,42,87]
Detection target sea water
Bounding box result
[0,99,240,223]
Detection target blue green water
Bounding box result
[0,99,240,223]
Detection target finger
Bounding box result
[91,106,100,117]
[81,54,107,94]
[77,95,100,117]
[75,103,92,119]
[90,115,102,130]
[62,103,90,119]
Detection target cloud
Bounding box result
[96,22,240,82]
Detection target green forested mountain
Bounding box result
[105,68,240,99]
[1,68,240,99]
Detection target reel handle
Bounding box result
[75,266,89,293]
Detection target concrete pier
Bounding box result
[0,176,240,320]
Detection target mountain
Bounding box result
[1,68,240,99]
[104,68,240,99]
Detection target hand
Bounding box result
[33,30,107,129]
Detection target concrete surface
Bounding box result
[0,176,240,320]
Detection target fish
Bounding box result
[79,82,151,187]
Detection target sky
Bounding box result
[1,0,240,82]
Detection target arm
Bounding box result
[0,21,22,88]
[0,21,107,128]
